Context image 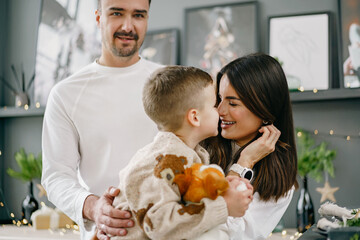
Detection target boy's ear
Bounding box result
[187,109,201,127]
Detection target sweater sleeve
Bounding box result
[41,87,92,230]
[123,159,229,240]
[227,187,294,240]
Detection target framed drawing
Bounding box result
[339,0,360,88]
[140,28,179,65]
[184,1,258,77]
[269,12,331,91]
[34,0,101,106]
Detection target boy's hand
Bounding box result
[83,187,134,240]
[223,176,253,217]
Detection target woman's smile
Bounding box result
[220,119,236,129]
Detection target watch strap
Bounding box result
[229,164,254,181]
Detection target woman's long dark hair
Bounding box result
[202,53,298,201]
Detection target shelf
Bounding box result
[0,89,359,117]
[290,88,360,103]
[0,106,45,118]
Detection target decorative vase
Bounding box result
[21,181,38,224]
[15,92,29,108]
[296,176,315,233]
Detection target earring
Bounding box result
[263,120,269,125]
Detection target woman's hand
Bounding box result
[237,124,280,168]
[223,176,253,217]
[83,187,134,240]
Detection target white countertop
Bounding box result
[0,225,80,240]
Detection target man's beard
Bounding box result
[111,44,138,57]
[111,31,140,57]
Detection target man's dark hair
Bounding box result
[97,0,151,10]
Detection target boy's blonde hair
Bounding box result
[143,66,213,131]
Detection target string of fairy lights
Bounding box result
[1,101,41,111]
[0,199,79,234]
[268,229,302,240]
[296,128,360,142]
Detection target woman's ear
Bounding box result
[187,109,201,127]
[95,10,101,28]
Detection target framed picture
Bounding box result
[140,28,179,65]
[339,0,360,88]
[34,0,101,106]
[184,1,258,77]
[269,12,331,91]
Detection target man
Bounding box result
[41,0,161,239]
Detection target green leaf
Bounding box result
[296,128,337,182]
[7,148,42,182]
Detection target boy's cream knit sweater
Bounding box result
[111,131,228,240]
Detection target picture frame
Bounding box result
[34,0,100,106]
[339,0,360,89]
[268,12,331,91]
[140,28,179,65]
[184,1,259,77]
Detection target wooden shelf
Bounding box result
[290,88,360,103]
[0,106,45,118]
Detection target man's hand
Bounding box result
[83,187,134,240]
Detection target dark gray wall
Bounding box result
[3,0,41,106]
[0,0,7,222]
[1,0,359,229]
[289,99,360,226]
[0,0,5,102]
[1,0,43,221]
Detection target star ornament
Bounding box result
[316,181,339,203]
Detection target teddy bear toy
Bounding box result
[173,163,230,203]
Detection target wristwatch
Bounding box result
[229,164,254,181]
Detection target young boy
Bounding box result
[110,66,253,240]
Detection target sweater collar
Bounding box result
[155,131,210,164]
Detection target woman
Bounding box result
[202,53,298,239]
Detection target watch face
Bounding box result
[244,170,253,181]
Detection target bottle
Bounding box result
[296,176,315,233]
[21,181,39,224]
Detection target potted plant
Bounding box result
[7,148,42,224]
[295,128,336,233]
